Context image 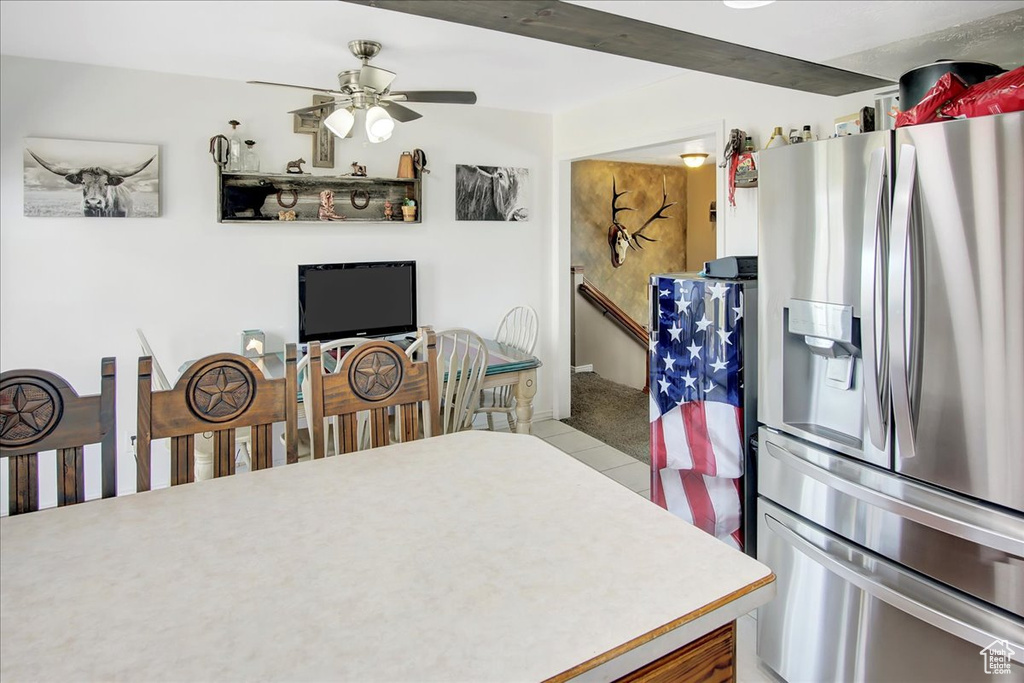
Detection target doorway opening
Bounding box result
[559,133,719,480]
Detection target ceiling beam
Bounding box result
[342,0,892,96]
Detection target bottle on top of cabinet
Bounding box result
[242,140,260,172]
[764,126,788,150]
[802,125,813,142]
[226,120,243,172]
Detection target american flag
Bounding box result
[649,276,745,548]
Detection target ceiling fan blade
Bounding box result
[288,99,351,116]
[389,90,477,105]
[359,65,397,93]
[382,102,423,123]
[248,80,347,96]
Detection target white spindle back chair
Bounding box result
[407,328,489,435]
[476,306,538,430]
[495,305,538,355]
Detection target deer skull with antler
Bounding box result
[607,176,676,268]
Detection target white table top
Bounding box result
[0,431,773,682]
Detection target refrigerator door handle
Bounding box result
[861,147,889,451]
[889,144,917,460]
[762,438,1024,554]
[764,511,1024,661]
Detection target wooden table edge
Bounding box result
[542,572,777,682]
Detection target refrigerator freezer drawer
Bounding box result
[757,499,1024,683]
[759,427,1024,616]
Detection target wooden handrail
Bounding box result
[577,278,648,348]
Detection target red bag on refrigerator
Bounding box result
[941,66,1024,119]
[895,72,969,128]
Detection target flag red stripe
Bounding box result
[650,418,667,508]
[735,406,744,449]
[679,471,717,536]
[682,402,717,476]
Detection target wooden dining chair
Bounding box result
[307,327,440,455]
[137,329,253,479]
[287,337,372,459]
[136,346,298,490]
[1,358,116,515]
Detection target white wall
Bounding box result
[549,70,880,419]
[0,55,553,500]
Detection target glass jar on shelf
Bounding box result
[226,120,243,172]
[242,140,260,172]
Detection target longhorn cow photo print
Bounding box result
[455,165,529,221]
[23,138,160,217]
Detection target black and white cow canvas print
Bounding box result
[24,137,159,217]
[455,165,529,221]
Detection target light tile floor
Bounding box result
[525,419,774,683]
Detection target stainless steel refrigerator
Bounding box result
[756,111,1023,682]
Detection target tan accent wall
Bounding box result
[686,164,717,271]
[571,160,688,326]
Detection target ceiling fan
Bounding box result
[248,39,477,142]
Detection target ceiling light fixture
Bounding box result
[681,153,709,168]
[365,105,395,143]
[323,107,355,138]
[723,1,776,8]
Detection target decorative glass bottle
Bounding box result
[242,140,260,172]
[226,120,243,172]
[802,125,813,142]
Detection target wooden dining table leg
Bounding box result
[513,367,537,435]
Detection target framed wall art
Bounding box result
[23,137,160,218]
[293,95,336,169]
[455,164,529,221]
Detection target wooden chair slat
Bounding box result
[339,413,358,454]
[214,429,235,478]
[57,446,85,507]
[370,408,390,449]
[400,403,418,444]
[251,424,268,470]
[8,454,39,515]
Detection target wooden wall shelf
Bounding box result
[217,170,422,224]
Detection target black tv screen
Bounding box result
[298,261,417,343]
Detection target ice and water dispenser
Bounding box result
[782,298,865,451]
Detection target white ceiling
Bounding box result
[1,1,1022,114]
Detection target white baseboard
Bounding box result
[572,364,594,373]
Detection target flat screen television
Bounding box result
[298,261,417,343]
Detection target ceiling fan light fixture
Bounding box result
[723,0,776,8]
[323,107,355,138]
[365,105,395,143]
[681,153,709,168]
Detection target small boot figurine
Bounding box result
[318,190,344,221]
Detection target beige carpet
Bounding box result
[561,372,649,465]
